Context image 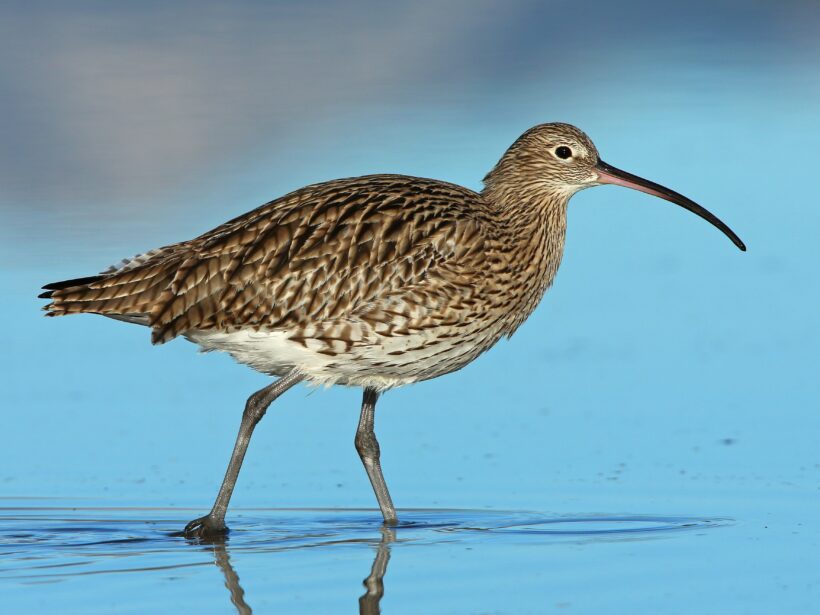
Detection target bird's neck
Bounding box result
[482,184,570,336]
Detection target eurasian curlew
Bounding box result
[40,123,745,537]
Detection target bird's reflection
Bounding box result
[358,527,395,615]
[207,537,253,615]
[201,525,395,615]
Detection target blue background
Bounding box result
[1,1,819,612]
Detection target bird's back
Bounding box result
[43,174,512,386]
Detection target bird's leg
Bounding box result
[183,369,304,538]
[355,388,398,525]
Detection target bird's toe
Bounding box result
[182,515,228,539]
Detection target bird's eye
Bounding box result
[555,146,572,159]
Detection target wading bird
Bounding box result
[40,123,745,538]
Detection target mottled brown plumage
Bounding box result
[40,122,744,536]
[42,126,590,387]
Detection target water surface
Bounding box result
[2,503,734,613]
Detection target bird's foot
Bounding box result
[182,514,228,540]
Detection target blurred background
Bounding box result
[1,1,819,613]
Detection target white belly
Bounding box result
[185,324,496,390]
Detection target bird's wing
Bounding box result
[141,174,490,343]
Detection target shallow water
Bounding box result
[2,1,820,613]
[1,503,732,613]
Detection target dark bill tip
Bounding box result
[595,159,746,252]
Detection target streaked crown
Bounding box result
[483,123,601,198]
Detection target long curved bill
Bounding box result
[595,159,746,251]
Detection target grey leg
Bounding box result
[184,369,304,538]
[355,388,397,524]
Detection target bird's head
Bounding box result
[483,122,745,251]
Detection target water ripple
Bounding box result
[0,507,730,571]
[0,507,732,613]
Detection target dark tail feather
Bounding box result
[39,275,105,299]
